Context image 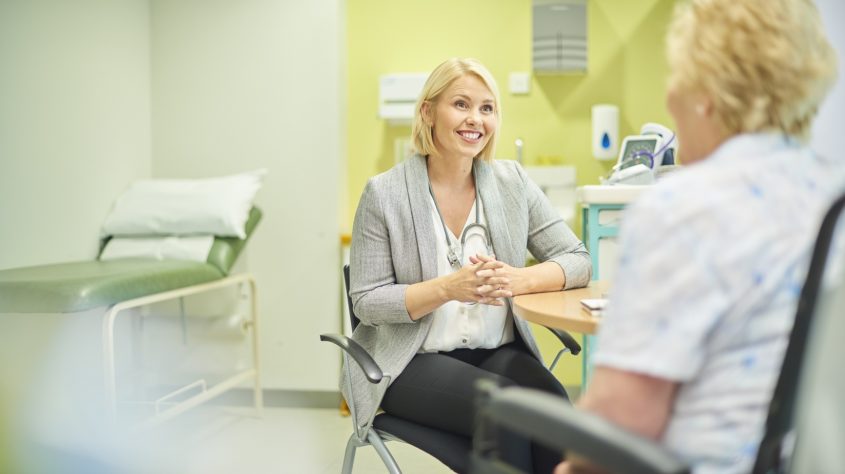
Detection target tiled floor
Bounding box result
[14,388,582,473]
[125,406,454,474]
[170,408,451,474]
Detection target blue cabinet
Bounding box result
[576,185,648,385]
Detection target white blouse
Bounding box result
[420,193,514,353]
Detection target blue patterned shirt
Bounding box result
[593,133,845,473]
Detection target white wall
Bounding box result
[0,0,151,270]
[150,0,344,391]
[813,0,845,158]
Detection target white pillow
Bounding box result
[99,235,215,262]
[101,169,265,238]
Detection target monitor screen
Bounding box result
[618,137,659,170]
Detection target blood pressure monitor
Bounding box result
[606,123,677,185]
[605,135,660,185]
[617,136,661,171]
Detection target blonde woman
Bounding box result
[346,57,591,472]
[556,0,842,473]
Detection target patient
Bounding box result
[557,0,842,472]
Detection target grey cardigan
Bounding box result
[344,154,591,428]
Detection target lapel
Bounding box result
[474,160,518,267]
[404,154,438,282]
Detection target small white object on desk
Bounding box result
[580,298,607,317]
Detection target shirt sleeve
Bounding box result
[592,189,729,382]
[348,178,414,326]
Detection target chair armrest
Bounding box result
[320,333,383,384]
[544,327,581,355]
[474,385,689,474]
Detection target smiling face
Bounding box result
[424,73,498,161]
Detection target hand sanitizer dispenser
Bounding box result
[592,104,619,160]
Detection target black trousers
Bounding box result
[381,338,569,473]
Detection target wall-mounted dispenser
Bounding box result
[378,73,428,125]
[591,104,619,160]
[533,0,588,73]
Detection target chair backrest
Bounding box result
[789,195,845,473]
[753,193,845,473]
[343,264,361,331]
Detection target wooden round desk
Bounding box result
[512,280,610,335]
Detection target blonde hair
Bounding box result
[667,0,837,140]
[411,58,501,161]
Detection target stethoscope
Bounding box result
[427,172,493,271]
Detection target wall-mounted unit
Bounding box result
[533,0,588,73]
[378,73,428,125]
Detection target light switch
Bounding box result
[508,72,531,95]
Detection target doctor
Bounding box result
[345,57,591,473]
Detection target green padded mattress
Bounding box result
[0,259,224,313]
[0,207,261,313]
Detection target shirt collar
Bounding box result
[707,132,802,165]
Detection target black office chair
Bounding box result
[470,192,845,474]
[319,265,583,473]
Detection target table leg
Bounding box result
[581,334,595,389]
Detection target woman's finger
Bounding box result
[476,266,508,279]
[479,297,505,306]
[477,261,504,273]
[475,269,493,278]
[477,284,513,298]
[478,276,510,286]
[481,288,512,298]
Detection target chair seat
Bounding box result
[374,413,471,473]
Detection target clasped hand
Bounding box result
[447,254,513,306]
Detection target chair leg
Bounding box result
[341,433,358,474]
[548,348,569,372]
[367,430,401,474]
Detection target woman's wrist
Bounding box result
[511,262,565,295]
[436,274,453,304]
[511,266,533,296]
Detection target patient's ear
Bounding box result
[695,95,714,118]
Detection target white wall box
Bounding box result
[378,73,428,125]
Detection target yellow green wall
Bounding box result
[346,0,676,387]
